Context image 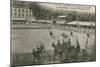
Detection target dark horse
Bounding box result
[52,41,63,62]
[52,42,58,60]
[32,48,42,63]
[32,44,45,63]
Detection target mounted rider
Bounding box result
[32,44,45,63]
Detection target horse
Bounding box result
[52,42,58,60]
[32,48,42,63]
[52,41,63,62]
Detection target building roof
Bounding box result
[67,21,95,26]
[58,15,67,18]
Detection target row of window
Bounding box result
[11,13,32,17]
[11,8,33,17]
[11,8,32,13]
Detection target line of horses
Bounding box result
[51,38,81,63]
[32,31,95,64]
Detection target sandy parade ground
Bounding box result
[11,23,96,65]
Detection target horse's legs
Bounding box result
[53,51,58,62]
[33,55,37,63]
[58,52,63,62]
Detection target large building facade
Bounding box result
[11,0,35,24]
[11,8,33,18]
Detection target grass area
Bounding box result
[11,50,54,66]
[11,48,96,66]
[11,23,96,66]
[11,53,34,66]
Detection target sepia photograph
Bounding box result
[10,0,96,66]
